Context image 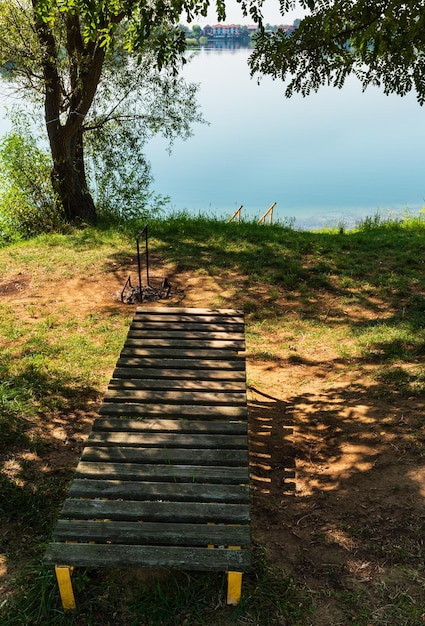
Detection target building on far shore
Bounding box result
[201,21,298,40]
[203,24,243,38]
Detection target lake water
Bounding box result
[1,47,424,230]
[147,47,425,229]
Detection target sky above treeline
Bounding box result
[183,1,303,26]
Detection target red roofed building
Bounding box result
[207,24,241,38]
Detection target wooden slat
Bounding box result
[102,389,246,406]
[115,357,245,369]
[61,499,250,524]
[122,342,245,353]
[81,446,248,466]
[107,378,246,392]
[130,321,244,332]
[123,339,244,350]
[91,418,248,435]
[112,367,246,381]
[68,480,249,503]
[135,307,243,314]
[75,462,248,483]
[98,403,248,419]
[53,520,251,546]
[133,308,243,322]
[86,431,248,448]
[127,330,245,341]
[44,543,251,571]
[131,314,244,325]
[119,348,245,360]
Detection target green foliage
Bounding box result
[250,1,425,104]
[31,0,226,70]
[0,2,207,225]
[83,52,204,223]
[0,113,62,243]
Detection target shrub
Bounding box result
[0,115,62,243]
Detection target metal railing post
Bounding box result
[136,225,149,299]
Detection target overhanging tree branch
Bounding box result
[250,1,425,103]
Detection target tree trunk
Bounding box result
[49,125,97,224]
[32,1,105,225]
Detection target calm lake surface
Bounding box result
[147,47,425,229]
[0,47,424,230]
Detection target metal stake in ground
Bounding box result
[121,224,176,304]
[136,224,149,295]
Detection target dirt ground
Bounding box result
[2,259,425,624]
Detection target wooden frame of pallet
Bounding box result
[44,308,251,609]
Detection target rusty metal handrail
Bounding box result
[136,225,149,296]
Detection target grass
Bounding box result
[1,551,312,625]
[1,211,425,624]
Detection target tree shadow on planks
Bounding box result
[247,386,295,501]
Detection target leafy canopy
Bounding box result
[12,1,425,104]
[250,1,425,104]
[30,0,228,71]
[0,0,206,228]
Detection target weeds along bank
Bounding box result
[1,213,425,625]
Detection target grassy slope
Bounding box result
[1,214,424,625]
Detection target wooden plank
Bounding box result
[131,314,244,326]
[115,357,246,369]
[112,367,246,381]
[107,379,246,392]
[91,419,248,435]
[120,348,244,359]
[43,543,251,571]
[60,499,251,524]
[81,446,248,466]
[133,310,244,322]
[75,462,248,484]
[123,339,244,351]
[102,389,246,406]
[52,520,251,546]
[127,330,245,341]
[86,431,248,448]
[135,307,243,314]
[98,403,248,419]
[130,322,244,333]
[69,480,250,503]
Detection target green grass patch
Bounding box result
[1,552,312,626]
[1,212,425,624]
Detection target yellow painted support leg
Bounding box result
[55,565,76,611]
[227,571,243,605]
[227,545,242,605]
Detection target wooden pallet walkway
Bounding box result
[44,307,251,610]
